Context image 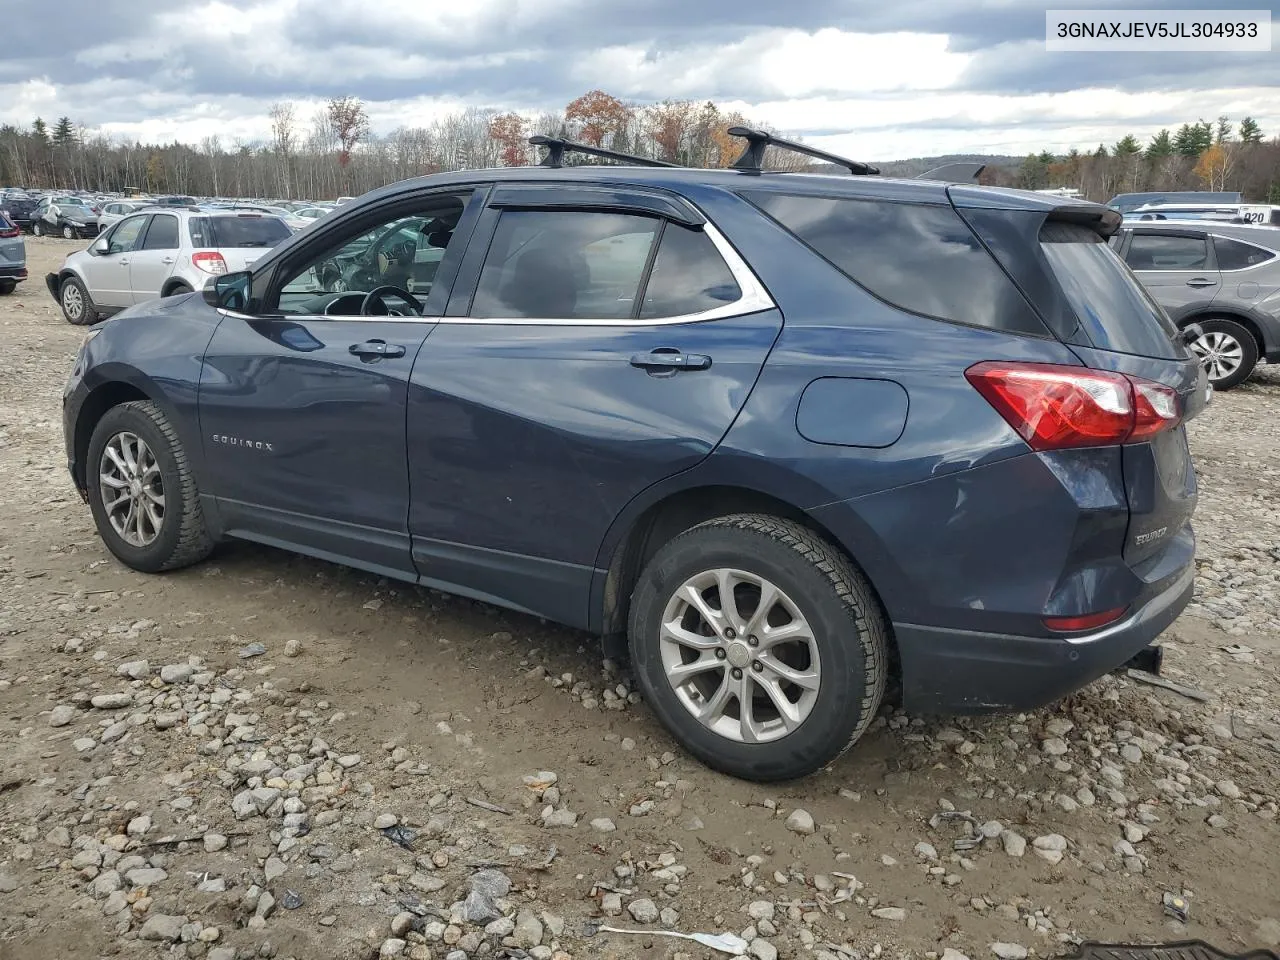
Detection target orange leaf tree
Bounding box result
[564,90,631,148]
[488,112,528,167]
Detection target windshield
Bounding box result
[1040,222,1182,360]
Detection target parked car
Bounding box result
[151,195,199,207]
[0,212,26,294]
[0,192,38,232]
[47,209,291,324]
[1107,191,1241,214]
[32,196,100,238]
[1111,219,1280,389]
[97,200,151,230]
[61,135,1206,781]
[1125,202,1280,226]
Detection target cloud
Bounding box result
[0,0,1277,160]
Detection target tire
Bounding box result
[1187,318,1258,390]
[628,514,888,781]
[86,400,214,573]
[59,275,96,326]
[62,224,75,240]
[0,280,15,296]
[32,221,43,237]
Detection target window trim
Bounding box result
[459,219,773,327]
[1210,232,1279,273]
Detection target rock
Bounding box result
[160,663,194,684]
[1216,780,1242,800]
[750,939,779,960]
[48,704,77,727]
[232,790,259,820]
[209,950,237,960]
[1041,738,1069,756]
[914,841,939,861]
[980,820,1004,839]
[126,867,168,887]
[101,890,127,915]
[943,951,972,960]
[198,878,227,893]
[0,872,19,894]
[590,817,617,833]
[1121,743,1144,763]
[513,909,543,948]
[602,892,622,916]
[117,659,151,679]
[45,826,71,847]
[463,869,510,923]
[264,856,286,882]
[627,898,660,923]
[73,737,96,752]
[785,809,816,835]
[126,815,151,836]
[90,871,122,897]
[140,914,187,942]
[283,638,302,657]
[747,900,775,922]
[1002,831,1027,857]
[542,808,578,828]
[380,938,407,957]
[374,813,399,829]
[90,693,133,709]
[485,917,516,937]
[541,912,565,937]
[1255,919,1280,947]
[991,945,1029,960]
[1033,834,1067,864]
[204,833,228,853]
[871,907,906,921]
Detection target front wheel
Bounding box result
[1187,318,1257,390]
[628,514,887,782]
[59,276,95,325]
[86,400,214,573]
[61,224,75,240]
[32,221,43,237]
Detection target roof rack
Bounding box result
[529,135,680,169]
[728,126,879,176]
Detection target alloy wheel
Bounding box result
[1189,331,1244,383]
[659,568,820,743]
[62,284,83,322]
[99,431,165,547]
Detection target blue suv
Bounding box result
[61,131,1206,781]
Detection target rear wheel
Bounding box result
[0,280,15,296]
[1187,318,1257,390]
[628,514,887,781]
[59,276,96,325]
[86,401,214,573]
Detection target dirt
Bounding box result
[2,236,1279,960]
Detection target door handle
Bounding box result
[160,256,175,264]
[349,339,406,359]
[1185,278,1217,287]
[630,351,712,372]
[118,258,130,266]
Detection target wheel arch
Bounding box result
[72,368,192,493]
[1178,309,1268,354]
[595,483,898,682]
[162,278,193,298]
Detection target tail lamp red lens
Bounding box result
[192,251,228,275]
[1043,607,1128,632]
[965,361,1181,451]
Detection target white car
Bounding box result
[46,208,292,324]
[97,200,151,230]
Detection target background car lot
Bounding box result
[2,236,1278,958]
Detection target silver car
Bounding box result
[1112,219,1280,388]
[97,200,150,230]
[0,210,25,294]
[46,208,291,324]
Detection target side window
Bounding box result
[107,216,148,255]
[1124,234,1208,270]
[274,192,470,316]
[471,211,659,320]
[744,192,1045,335]
[1214,235,1275,270]
[639,224,741,319]
[141,214,179,250]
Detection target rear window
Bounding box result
[1124,233,1209,270]
[191,215,290,248]
[744,192,1046,336]
[1040,222,1181,359]
[1214,235,1276,270]
[639,224,740,319]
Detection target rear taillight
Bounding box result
[965,361,1180,451]
[0,225,18,238]
[192,251,228,275]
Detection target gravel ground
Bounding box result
[2,236,1279,960]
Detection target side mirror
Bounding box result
[88,237,109,257]
[203,270,253,312]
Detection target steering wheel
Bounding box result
[360,285,422,316]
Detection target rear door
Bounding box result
[1121,229,1221,323]
[406,186,781,627]
[128,212,180,301]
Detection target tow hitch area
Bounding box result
[1122,644,1163,676]
[1066,941,1279,960]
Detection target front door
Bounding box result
[406,193,782,627]
[82,214,150,308]
[1122,229,1221,323]
[197,190,479,579]
[128,212,180,301]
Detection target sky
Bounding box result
[1,0,1277,161]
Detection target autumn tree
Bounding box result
[327,96,370,175]
[564,90,630,148]
[487,112,528,167]
[1193,143,1232,191]
[643,99,695,162]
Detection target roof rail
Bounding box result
[528,135,680,169]
[728,126,879,176]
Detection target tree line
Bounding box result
[2,92,1277,204]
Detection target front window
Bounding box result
[1124,233,1209,270]
[274,192,469,316]
[107,216,148,255]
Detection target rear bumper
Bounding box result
[0,265,26,280]
[895,561,1194,713]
